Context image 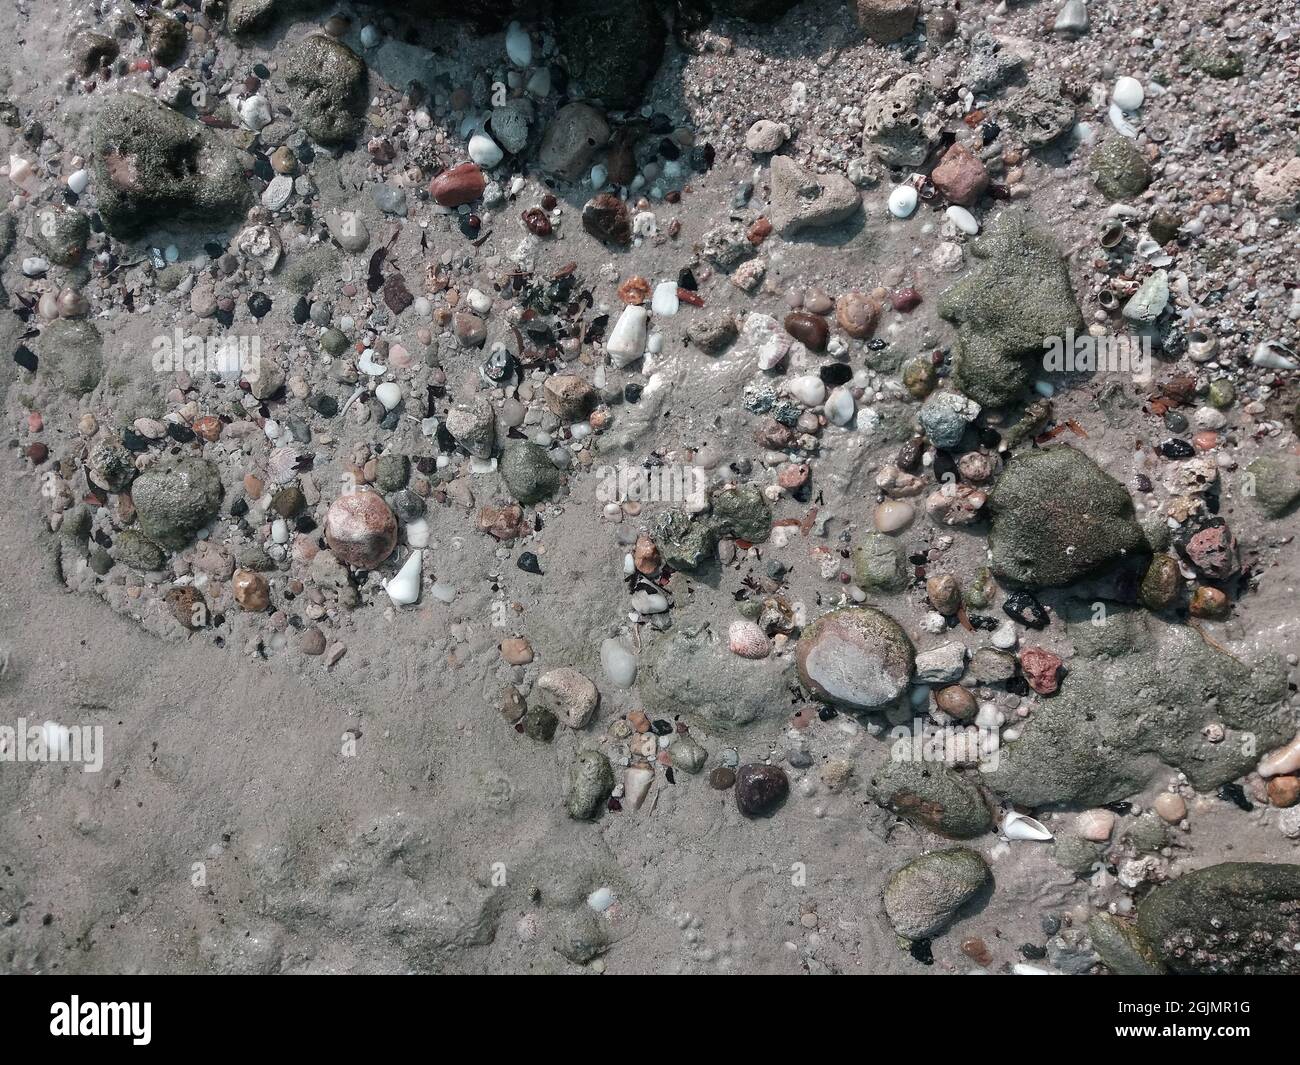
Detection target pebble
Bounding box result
[735,764,789,818]
[1112,76,1145,111]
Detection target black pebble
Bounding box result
[650,719,673,736]
[1217,782,1253,811]
[292,297,310,325]
[1159,438,1195,459]
[248,292,272,318]
[230,498,249,518]
[166,423,196,444]
[908,939,934,965]
[517,552,542,575]
[819,362,853,387]
[623,383,643,404]
[1003,591,1049,629]
[13,345,37,371]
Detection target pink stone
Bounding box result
[1019,646,1062,695]
[930,143,990,207]
[324,490,398,570]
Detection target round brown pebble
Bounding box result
[835,291,879,339]
[299,627,327,655]
[1153,792,1187,823]
[709,766,736,790]
[1188,585,1230,619]
[783,311,829,352]
[735,763,789,817]
[936,684,977,720]
[324,490,398,570]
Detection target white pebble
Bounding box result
[505,21,532,67]
[385,550,423,608]
[468,132,504,168]
[786,374,827,407]
[67,169,90,195]
[1112,76,1145,111]
[945,205,979,234]
[651,281,679,316]
[375,382,402,410]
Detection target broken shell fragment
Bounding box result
[624,763,654,810]
[384,549,423,607]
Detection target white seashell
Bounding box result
[1259,732,1300,778]
[375,382,402,410]
[1012,963,1054,975]
[587,887,614,912]
[1108,102,1138,139]
[606,305,648,367]
[357,348,386,376]
[1112,76,1145,112]
[505,21,532,67]
[67,169,90,195]
[1186,330,1218,362]
[651,281,679,316]
[624,765,654,810]
[888,184,918,218]
[1252,341,1299,370]
[1105,203,1140,218]
[825,386,855,426]
[728,619,771,659]
[1002,810,1054,841]
[239,95,272,131]
[945,205,979,234]
[271,518,289,544]
[9,154,34,185]
[630,589,669,614]
[384,550,423,607]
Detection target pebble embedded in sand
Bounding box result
[324,491,398,570]
[1153,792,1187,823]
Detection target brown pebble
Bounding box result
[299,627,327,655]
[500,637,534,665]
[232,569,270,611]
[709,766,736,790]
[936,685,977,720]
[1267,776,1300,808]
[783,311,829,352]
[835,291,879,339]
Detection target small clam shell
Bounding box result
[1002,810,1054,841]
[728,619,771,659]
[1108,102,1137,139]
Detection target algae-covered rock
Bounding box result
[938,210,1084,407]
[852,533,909,593]
[282,34,367,145]
[555,0,664,108]
[1091,135,1152,201]
[873,758,992,839]
[710,484,772,543]
[1247,454,1300,517]
[565,750,615,820]
[132,457,225,551]
[499,442,561,505]
[39,319,104,397]
[92,93,251,236]
[987,446,1146,588]
[883,847,989,939]
[641,623,792,730]
[984,603,1290,806]
[1137,862,1300,974]
[1088,913,1166,975]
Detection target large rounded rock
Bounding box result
[1137,862,1300,974]
[324,491,398,570]
[91,93,251,236]
[884,848,989,940]
[39,319,103,396]
[986,446,1146,588]
[795,607,914,710]
[132,457,224,551]
[556,0,665,108]
[873,759,992,839]
[500,442,561,505]
[283,34,368,145]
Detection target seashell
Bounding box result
[1104,203,1140,218]
[624,763,654,810]
[888,184,918,219]
[1099,219,1125,248]
[1186,329,1218,362]
[1108,102,1137,139]
[1097,288,1120,312]
[600,637,638,688]
[357,348,386,376]
[1259,732,1300,778]
[1002,810,1054,841]
[1252,340,1299,371]
[1075,808,1116,842]
[1012,963,1054,975]
[728,619,771,659]
[375,382,402,410]
[384,549,423,607]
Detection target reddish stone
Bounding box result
[930,143,990,206]
[26,442,48,465]
[1185,522,1237,579]
[891,287,922,313]
[747,217,773,245]
[783,311,829,352]
[429,162,487,207]
[324,491,398,569]
[1019,647,1063,695]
